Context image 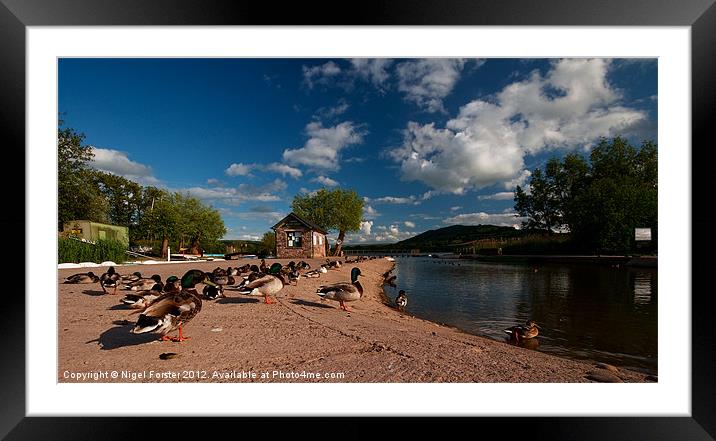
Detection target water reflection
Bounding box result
[383,258,658,374]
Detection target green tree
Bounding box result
[260,231,276,256]
[93,171,143,227]
[57,121,108,229]
[135,189,178,258]
[175,193,227,255]
[515,136,657,254]
[570,137,657,253]
[292,188,364,256]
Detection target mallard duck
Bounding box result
[100,266,122,295]
[227,266,239,276]
[131,270,217,342]
[384,274,397,286]
[259,259,268,273]
[238,263,285,304]
[121,276,179,309]
[125,274,162,291]
[316,267,363,311]
[64,271,99,284]
[121,271,143,283]
[504,320,541,342]
[202,284,224,300]
[396,290,408,311]
[325,259,341,270]
[297,261,311,270]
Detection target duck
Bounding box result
[325,259,342,270]
[125,274,162,291]
[259,259,268,273]
[131,269,217,342]
[238,263,285,304]
[202,284,225,300]
[384,274,397,286]
[99,266,122,295]
[64,271,99,284]
[121,271,143,283]
[395,290,408,311]
[316,267,363,312]
[121,276,180,309]
[504,320,541,342]
[297,261,311,270]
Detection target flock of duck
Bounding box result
[62,256,541,346]
[63,258,375,343]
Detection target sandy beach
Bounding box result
[58,258,652,383]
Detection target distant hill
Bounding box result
[345,224,548,252]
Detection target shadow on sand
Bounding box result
[81,289,107,296]
[216,296,260,304]
[291,299,334,309]
[88,323,158,350]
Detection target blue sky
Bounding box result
[58,58,657,244]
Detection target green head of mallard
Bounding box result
[269,263,283,275]
[166,276,179,284]
[351,267,362,283]
[181,270,217,289]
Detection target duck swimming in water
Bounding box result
[504,320,541,342]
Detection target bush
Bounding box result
[58,237,127,263]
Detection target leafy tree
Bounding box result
[93,171,143,227]
[260,231,276,257]
[514,136,657,254]
[175,193,227,255]
[292,188,364,256]
[134,189,178,258]
[57,121,108,228]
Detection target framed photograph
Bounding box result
[3,0,713,439]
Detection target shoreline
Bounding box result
[58,257,653,383]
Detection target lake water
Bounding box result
[382,257,657,375]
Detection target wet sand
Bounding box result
[58,258,651,383]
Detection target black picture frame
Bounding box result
[1,0,713,439]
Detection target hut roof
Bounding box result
[272,212,328,234]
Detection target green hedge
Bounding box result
[58,238,127,264]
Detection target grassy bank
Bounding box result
[58,238,127,264]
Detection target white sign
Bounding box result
[635,228,652,241]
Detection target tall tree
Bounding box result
[260,231,276,257]
[57,121,108,229]
[515,136,657,254]
[93,171,143,227]
[135,189,178,258]
[292,188,364,256]
[175,193,227,255]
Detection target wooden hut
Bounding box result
[272,212,328,259]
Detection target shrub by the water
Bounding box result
[58,238,127,263]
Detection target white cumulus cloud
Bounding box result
[89,147,159,185]
[311,176,339,187]
[350,58,393,88]
[404,221,416,228]
[477,192,515,201]
[264,162,303,179]
[282,121,364,171]
[225,163,253,176]
[443,211,526,228]
[303,61,342,89]
[396,59,467,113]
[360,221,373,235]
[389,59,647,194]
